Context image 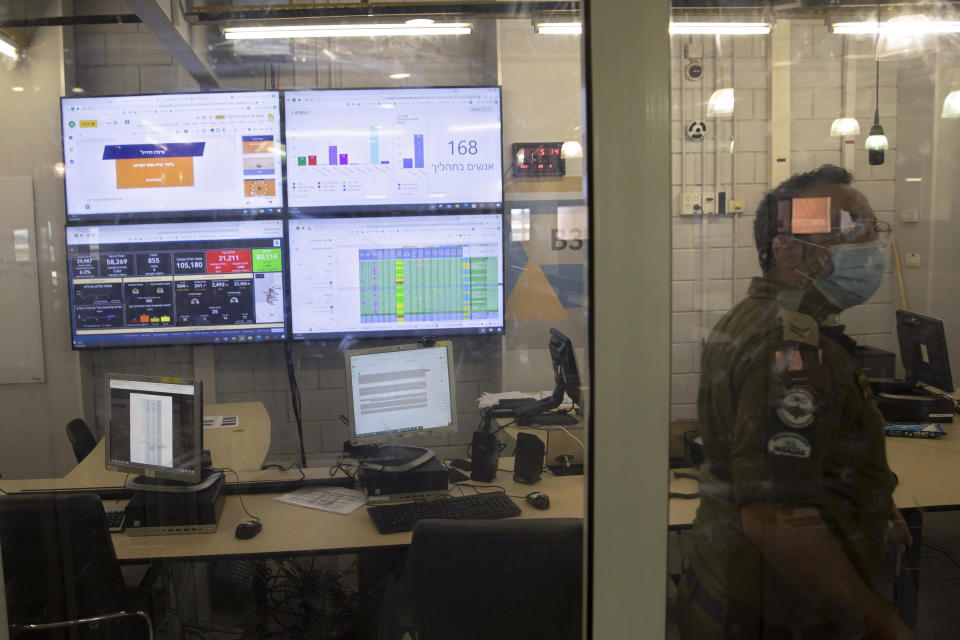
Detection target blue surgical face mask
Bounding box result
[814,240,887,309]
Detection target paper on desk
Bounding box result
[274,486,367,515]
[478,391,574,409]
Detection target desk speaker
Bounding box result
[513,432,544,484]
[470,430,498,482]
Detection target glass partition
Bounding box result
[0,1,592,638]
[668,2,960,638]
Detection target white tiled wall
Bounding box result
[670,21,899,421]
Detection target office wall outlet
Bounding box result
[901,209,920,223]
[680,192,702,216]
[702,192,717,215]
[906,253,921,268]
[728,199,746,214]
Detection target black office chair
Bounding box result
[65,419,97,464]
[409,517,583,640]
[0,493,152,639]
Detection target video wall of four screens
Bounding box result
[62,88,505,348]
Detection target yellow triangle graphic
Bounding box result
[507,261,568,321]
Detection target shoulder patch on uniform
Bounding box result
[767,432,812,458]
[779,310,819,346]
[776,389,817,428]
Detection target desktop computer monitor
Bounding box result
[549,328,583,408]
[66,219,287,348]
[106,375,203,483]
[283,87,503,215]
[61,91,283,222]
[344,342,457,446]
[896,309,955,392]
[289,214,504,339]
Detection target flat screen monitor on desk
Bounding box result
[897,309,955,392]
[66,220,287,348]
[284,87,502,215]
[344,342,457,471]
[106,375,203,484]
[289,214,503,339]
[61,91,282,222]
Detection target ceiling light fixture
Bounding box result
[535,22,582,35]
[942,90,960,118]
[706,87,735,118]
[223,23,472,40]
[669,22,771,35]
[865,23,888,165]
[830,35,860,137]
[389,72,411,79]
[831,19,960,35]
[0,39,17,59]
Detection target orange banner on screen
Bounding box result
[115,156,195,189]
[243,138,275,154]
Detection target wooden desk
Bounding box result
[0,402,271,494]
[0,451,584,562]
[102,459,584,562]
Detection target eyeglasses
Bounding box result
[795,219,892,249]
[840,218,892,242]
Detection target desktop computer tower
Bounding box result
[359,458,448,503]
[125,474,226,535]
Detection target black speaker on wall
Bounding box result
[513,432,545,484]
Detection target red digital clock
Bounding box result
[512,142,566,177]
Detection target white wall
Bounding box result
[669,20,902,421]
[0,0,85,478]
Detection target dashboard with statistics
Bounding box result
[59,87,506,348]
[66,221,287,348]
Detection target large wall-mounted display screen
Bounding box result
[289,214,504,338]
[66,220,287,348]
[284,87,502,215]
[61,91,282,221]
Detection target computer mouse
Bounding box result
[447,467,470,483]
[235,520,262,539]
[525,491,550,510]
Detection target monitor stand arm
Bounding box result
[513,387,575,426]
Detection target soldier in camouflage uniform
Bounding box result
[677,165,913,640]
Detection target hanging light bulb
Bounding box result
[942,90,960,118]
[706,88,735,117]
[831,35,860,138]
[865,47,887,165]
[830,117,861,137]
[864,124,887,151]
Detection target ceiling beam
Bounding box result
[186,1,580,22]
[126,0,219,90]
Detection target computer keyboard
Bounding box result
[366,492,522,534]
